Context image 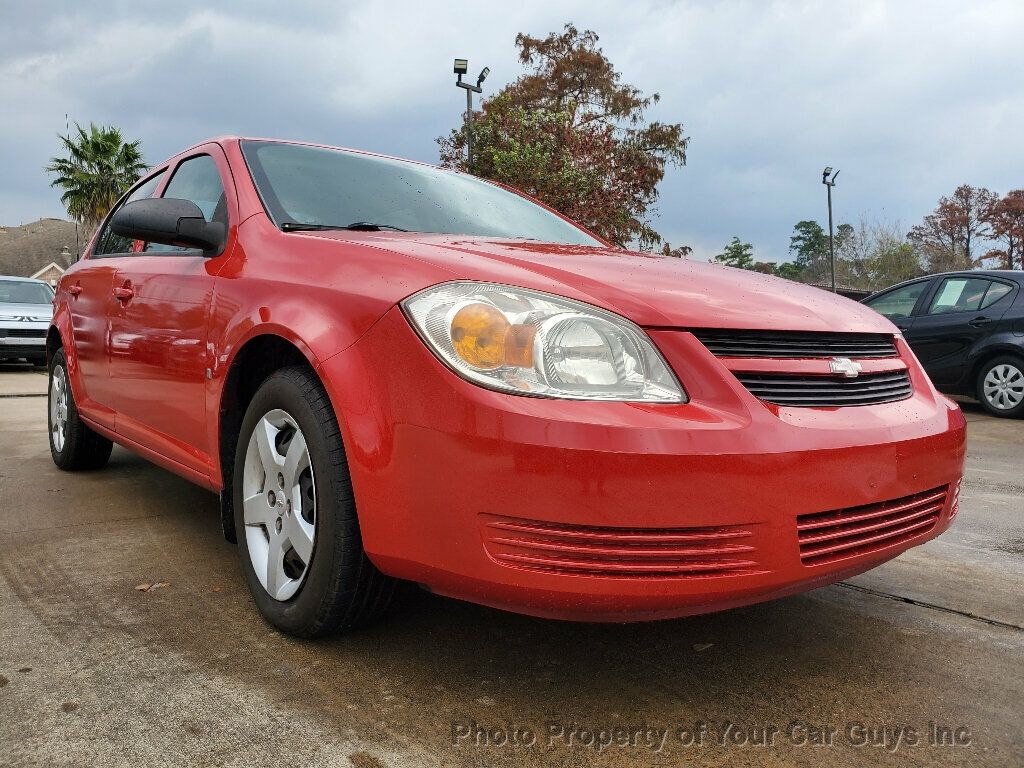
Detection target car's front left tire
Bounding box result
[232,366,396,637]
[48,349,113,470]
[976,355,1024,418]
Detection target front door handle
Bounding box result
[968,316,993,328]
[113,284,134,302]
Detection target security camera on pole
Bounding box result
[453,58,490,169]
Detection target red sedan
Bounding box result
[47,138,966,636]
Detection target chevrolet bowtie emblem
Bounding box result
[829,357,863,378]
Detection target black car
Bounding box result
[863,270,1024,417]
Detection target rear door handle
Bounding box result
[113,285,134,301]
[968,316,993,328]
[68,283,82,296]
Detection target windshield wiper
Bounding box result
[280,221,408,232]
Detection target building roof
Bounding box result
[0,218,80,278]
[30,261,66,279]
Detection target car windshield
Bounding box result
[241,140,602,246]
[0,279,54,305]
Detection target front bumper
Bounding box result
[0,326,47,359]
[318,308,967,621]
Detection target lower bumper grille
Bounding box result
[0,329,46,339]
[735,370,913,407]
[797,486,947,566]
[481,515,761,578]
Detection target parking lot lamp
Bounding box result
[454,59,489,168]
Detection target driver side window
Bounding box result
[92,171,165,256]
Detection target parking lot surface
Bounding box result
[0,361,1021,767]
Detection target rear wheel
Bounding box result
[48,349,113,470]
[232,366,396,637]
[976,355,1024,418]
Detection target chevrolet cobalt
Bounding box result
[48,138,966,636]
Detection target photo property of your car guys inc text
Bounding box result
[1,2,1022,767]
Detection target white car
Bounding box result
[0,276,53,366]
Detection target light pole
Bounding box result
[454,58,489,169]
[822,167,840,293]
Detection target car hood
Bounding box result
[311,231,894,333]
[0,302,53,321]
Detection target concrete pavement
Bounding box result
[0,386,1021,767]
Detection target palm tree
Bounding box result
[45,123,148,235]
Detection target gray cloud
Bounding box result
[2,0,1022,262]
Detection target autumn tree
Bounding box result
[437,24,689,254]
[713,237,755,269]
[45,122,147,235]
[983,190,1024,269]
[907,184,998,272]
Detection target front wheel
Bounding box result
[976,355,1024,418]
[232,366,396,637]
[48,349,113,470]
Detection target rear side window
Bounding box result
[981,281,1013,309]
[146,154,228,253]
[866,281,928,320]
[92,172,165,256]
[928,277,1003,314]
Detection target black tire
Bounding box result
[232,366,396,637]
[48,348,113,470]
[976,355,1024,418]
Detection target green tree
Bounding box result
[868,240,924,287]
[437,24,689,254]
[713,237,755,269]
[789,220,828,269]
[45,122,147,235]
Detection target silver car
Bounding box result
[0,276,54,366]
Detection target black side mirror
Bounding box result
[110,198,226,255]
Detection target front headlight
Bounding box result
[401,281,686,403]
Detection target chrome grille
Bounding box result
[693,330,898,359]
[735,370,912,407]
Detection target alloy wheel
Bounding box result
[50,364,68,452]
[983,363,1024,411]
[241,409,317,601]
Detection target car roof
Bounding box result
[169,136,435,170]
[868,270,1024,298]
[0,275,48,284]
[931,269,1024,279]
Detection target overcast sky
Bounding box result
[1,0,1022,262]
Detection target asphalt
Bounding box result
[0,361,1021,767]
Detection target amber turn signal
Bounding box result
[450,303,510,369]
[450,303,537,370]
